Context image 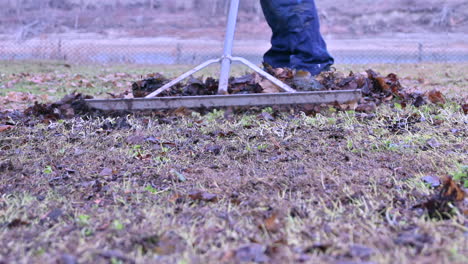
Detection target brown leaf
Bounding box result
[136,153,152,161]
[73,74,85,80]
[427,90,445,104]
[355,102,377,113]
[96,222,110,231]
[337,100,358,111]
[188,190,218,202]
[273,67,294,81]
[264,212,281,233]
[303,243,332,254]
[6,91,34,102]
[171,107,192,116]
[413,176,466,219]
[462,104,468,115]
[374,77,390,92]
[7,218,29,228]
[440,176,465,201]
[0,125,14,132]
[137,231,186,256]
[259,79,281,93]
[132,74,170,98]
[154,235,181,256]
[168,193,184,204]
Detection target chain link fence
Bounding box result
[0,0,467,65]
[2,37,467,65]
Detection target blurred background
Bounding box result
[0,0,467,65]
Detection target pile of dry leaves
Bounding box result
[131,66,452,113]
[23,93,93,121]
[414,176,467,219]
[1,67,464,125]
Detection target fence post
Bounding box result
[57,39,62,60]
[176,43,182,64]
[418,43,423,63]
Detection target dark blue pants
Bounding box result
[260,0,334,75]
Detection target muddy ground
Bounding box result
[0,62,467,263]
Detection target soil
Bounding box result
[0,92,467,263]
[0,62,467,263]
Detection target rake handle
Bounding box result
[218,0,240,95]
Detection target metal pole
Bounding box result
[145,58,220,98]
[231,57,296,93]
[218,0,240,95]
[144,0,296,99]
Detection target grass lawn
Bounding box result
[0,61,467,263]
[0,61,467,101]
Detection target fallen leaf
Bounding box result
[421,175,441,188]
[96,222,110,231]
[0,125,14,132]
[440,176,465,201]
[132,74,170,98]
[427,90,445,104]
[7,218,29,228]
[264,212,281,233]
[374,77,390,92]
[303,243,332,254]
[168,193,184,204]
[413,176,466,219]
[6,91,35,103]
[188,190,218,202]
[136,231,186,255]
[412,94,426,107]
[462,104,468,115]
[259,79,281,93]
[355,102,377,113]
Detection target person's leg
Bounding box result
[260,0,291,68]
[288,0,334,75]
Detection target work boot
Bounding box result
[261,0,334,76]
[293,70,324,91]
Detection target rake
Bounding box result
[85,0,360,111]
